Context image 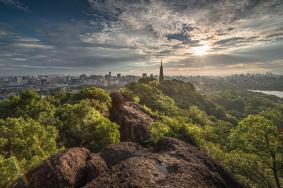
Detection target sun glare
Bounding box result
[191,44,211,56]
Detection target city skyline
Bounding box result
[0,0,283,76]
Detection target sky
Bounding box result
[0,0,283,76]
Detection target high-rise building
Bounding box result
[117,73,121,79]
[159,59,164,81]
[79,74,87,81]
[142,73,147,78]
[105,72,112,81]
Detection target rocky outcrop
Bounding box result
[13,137,243,188]
[12,93,243,188]
[13,147,90,188]
[110,92,155,143]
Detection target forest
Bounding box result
[0,79,282,188]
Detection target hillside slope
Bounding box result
[12,93,242,188]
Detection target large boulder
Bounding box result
[14,137,243,188]
[110,92,154,143]
[84,137,242,188]
[13,147,91,188]
[100,142,144,167]
[85,154,108,182]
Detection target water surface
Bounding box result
[249,90,283,98]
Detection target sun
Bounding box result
[191,44,211,56]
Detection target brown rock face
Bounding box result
[84,137,242,188]
[110,92,154,143]
[13,137,243,188]
[85,154,108,182]
[13,147,90,188]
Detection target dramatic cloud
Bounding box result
[83,0,283,74]
[0,0,282,75]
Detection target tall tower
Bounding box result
[159,59,164,81]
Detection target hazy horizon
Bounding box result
[0,0,283,76]
[0,71,281,78]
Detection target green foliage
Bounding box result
[203,120,234,148]
[188,105,211,126]
[119,87,140,103]
[155,79,196,109]
[260,108,283,128]
[49,87,111,115]
[47,90,74,106]
[210,90,283,119]
[75,87,111,115]
[93,122,120,151]
[149,121,171,142]
[0,155,25,187]
[138,77,156,83]
[0,117,59,187]
[208,147,274,188]
[230,115,282,158]
[0,80,283,188]
[74,87,111,104]
[227,151,276,188]
[227,115,283,188]
[149,116,203,146]
[155,80,231,121]
[125,80,283,187]
[0,89,56,126]
[124,80,232,123]
[56,101,120,152]
[125,82,182,116]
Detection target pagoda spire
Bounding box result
[159,59,164,81]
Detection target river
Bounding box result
[249,90,283,98]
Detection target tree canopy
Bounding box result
[0,82,282,187]
[0,117,59,187]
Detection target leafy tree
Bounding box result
[212,149,275,188]
[231,151,277,188]
[204,120,234,148]
[210,90,282,119]
[0,155,25,187]
[149,116,203,146]
[188,105,210,126]
[156,80,230,121]
[138,77,156,83]
[74,87,110,104]
[0,117,59,186]
[56,101,120,151]
[74,87,111,115]
[125,82,182,116]
[0,89,56,126]
[260,108,283,128]
[149,121,171,143]
[1,80,282,188]
[229,115,283,188]
[119,88,140,103]
[49,87,111,115]
[47,90,74,106]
